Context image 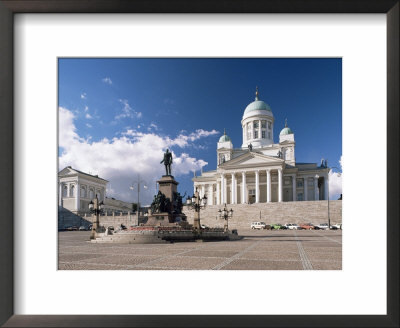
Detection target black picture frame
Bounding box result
[0,1,398,327]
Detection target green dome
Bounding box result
[219,134,231,142]
[280,127,293,135]
[243,87,272,118]
[244,100,272,115]
[280,119,293,135]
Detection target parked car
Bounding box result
[315,223,329,230]
[78,226,86,231]
[251,222,267,230]
[271,223,286,230]
[108,226,115,231]
[299,223,315,230]
[88,224,93,230]
[331,223,342,230]
[200,224,209,230]
[284,223,301,230]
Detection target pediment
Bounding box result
[219,152,284,169]
[58,166,75,176]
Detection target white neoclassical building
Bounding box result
[58,166,108,214]
[193,88,329,205]
[58,166,135,214]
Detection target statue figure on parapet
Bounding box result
[160,148,173,176]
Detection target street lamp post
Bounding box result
[186,187,207,230]
[218,204,233,232]
[130,175,147,226]
[326,162,341,230]
[89,194,104,240]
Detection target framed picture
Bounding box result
[0,1,398,327]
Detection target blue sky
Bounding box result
[58,58,342,204]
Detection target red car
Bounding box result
[299,223,315,230]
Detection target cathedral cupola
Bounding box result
[241,87,274,149]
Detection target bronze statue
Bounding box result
[248,143,253,151]
[160,149,173,176]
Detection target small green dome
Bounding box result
[280,127,293,135]
[219,129,231,142]
[280,119,293,135]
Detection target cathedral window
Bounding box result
[254,130,258,139]
[253,121,259,129]
[262,131,266,138]
[268,132,271,139]
[297,193,303,201]
[62,185,67,197]
[70,185,75,197]
[296,179,303,188]
[261,120,266,128]
[268,122,271,129]
[89,188,94,199]
[81,186,86,198]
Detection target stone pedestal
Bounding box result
[158,175,178,201]
[145,212,176,226]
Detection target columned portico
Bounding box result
[241,172,246,204]
[278,168,283,202]
[255,170,260,203]
[266,169,271,203]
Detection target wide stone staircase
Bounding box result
[182,200,342,229]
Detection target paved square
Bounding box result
[58,229,342,270]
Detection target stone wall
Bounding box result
[182,200,342,229]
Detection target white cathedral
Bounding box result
[193,88,329,205]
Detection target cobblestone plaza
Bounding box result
[58,229,342,270]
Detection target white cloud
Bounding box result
[86,123,92,128]
[114,99,142,121]
[59,107,213,204]
[85,113,92,119]
[329,155,342,200]
[84,106,89,112]
[80,92,87,99]
[102,77,112,85]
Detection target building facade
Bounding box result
[58,166,134,214]
[193,88,329,205]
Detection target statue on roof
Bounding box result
[160,149,173,176]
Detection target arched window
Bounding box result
[70,185,75,197]
[81,186,86,198]
[62,185,68,197]
[89,188,94,199]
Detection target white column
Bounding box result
[201,185,205,198]
[258,119,261,140]
[314,176,319,201]
[223,174,227,204]
[233,173,237,204]
[266,169,271,203]
[67,183,70,198]
[75,179,80,211]
[292,174,297,201]
[304,177,308,201]
[324,175,329,200]
[278,169,283,202]
[241,172,246,204]
[255,170,260,203]
[216,180,221,205]
[230,173,234,204]
[208,184,214,205]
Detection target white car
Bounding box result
[315,223,329,230]
[284,223,301,230]
[251,222,267,230]
[331,223,342,230]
